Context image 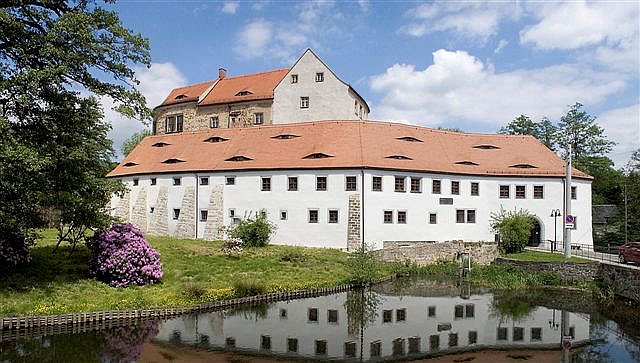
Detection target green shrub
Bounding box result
[233,279,266,297]
[228,210,276,247]
[183,282,206,299]
[346,244,378,286]
[279,247,307,263]
[490,209,535,253]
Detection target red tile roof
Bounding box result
[159,80,215,107]
[108,120,592,180]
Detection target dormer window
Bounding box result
[272,134,300,140]
[152,142,170,147]
[123,162,138,167]
[473,145,500,150]
[174,94,188,100]
[225,155,253,162]
[235,90,253,96]
[291,74,298,83]
[386,155,413,160]
[510,163,537,169]
[204,136,229,143]
[455,161,479,166]
[397,136,423,143]
[315,72,324,82]
[303,152,333,159]
[162,158,185,164]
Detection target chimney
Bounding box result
[218,68,227,79]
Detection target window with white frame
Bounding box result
[315,72,324,82]
[309,209,319,223]
[200,177,209,186]
[471,182,479,196]
[499,185,510,198]
[288,176,298,191]
[300,96,309,109]
[200,210,208,222]
[280,210,287,220]
[226,176,235,185]
[515,185,526,199]
[533,185,544,199]
[165,114,183,133]
[395,176,406,192]
[291,74,298,83]
[410,177,421,193]
[173,177,181,186]
[345,176,357,191]
[316,176,327,191]
[261,177,271,191]
[254,112,264,125]
[451,181,460,195]
[397,211,407,224]
[328,209,339,223]
[383,210,393,224]
[429,213,437,224]
[210,115,219,128]
[372,176,382,191]
[172,208,180,220]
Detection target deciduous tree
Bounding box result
[121,129,152,156]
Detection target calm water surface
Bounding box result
[1,278,639,362]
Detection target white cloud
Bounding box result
[234,19,273,57]
[598,104,640,168]
[103,63,186,159]
[494,39,508,54]
[369,49,626,130]
[357,0,369,13]
[222,1,239,14]
[400,2,521,41]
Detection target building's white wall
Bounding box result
[272,50,366,123]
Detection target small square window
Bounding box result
[328,309,338,323]
[429,213,437,224]
[300,96,309,109]
[291,74,298,83]
[173,208,180,220]
[229,208,235,218]
[432,180,441,194]
[533,185,544,199]
[516,185,526,199]
[531,327,542,341]
[451,181,460,195]
[200,177,209,185]
[396,308,406,322]
[288,176,298,191]
[210,116,219,128]
[371,341,382,357]
[309,210,319,223]
[497,327,508,340]
[254,112,264,125]
[328,209,339,224]
[280,210,287,220]
[471,182,479,196]
[315,72,324,82]
[427,306,436,317]
[467,210,476,224]
[499,185,510,198]
[383,210,393,224]
[395,176,406,192]
[261,177,271,191]
[133,178,139,186]
[316,176,327,191]
[260,335,271,350]
[288,338,298,352]
[456,210,465,223]
[571,186,577,200]
[315,340,327,355]
[226,176,235,185]
[150,178,156,186]
[345,176,357,191]
[173,177,181,186]
[397,211,407,224]
[383,309,393,323]
[410,177,421,193]
[200,210,208,222]
[372,176,382,191]
[469,331,478,344]
[308,308,318,322]
[345,341,356,357]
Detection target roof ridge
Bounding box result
[221,68,290,81]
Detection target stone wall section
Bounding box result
[493,258,600,284]
[346,194,361,251]
[375,241,499,265]
[596,264,640,302]
[130,187,148,233]
[203,185,225,241]
[148,186,169,236]
[175,186,195,238]
[114,188,130,222]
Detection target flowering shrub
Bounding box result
[100,320,160,362]
[87,223,163,287]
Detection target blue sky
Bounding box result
[105,1,639,167]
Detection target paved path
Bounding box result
[525,246,640,270]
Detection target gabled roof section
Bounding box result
[198,69,289,106]
[159,80,216,107]
[108,120,592,180]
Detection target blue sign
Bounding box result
[566,214,574,223]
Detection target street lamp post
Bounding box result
[551,209,561,252]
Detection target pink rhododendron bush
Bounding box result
[87,223,163,287]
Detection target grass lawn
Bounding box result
[0,230,390,316]
[504,250,591,263]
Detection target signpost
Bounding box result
[565,214,574,229]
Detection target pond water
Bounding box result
[1,277,639,362]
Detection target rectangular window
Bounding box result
[410,177,421,193]
[200,210,208,222]
[229,208,235,218]
[466,304,475,318]
[513,327,524,341]
[261,177,271,191]
[280,308,287,319]
[499,185,510,198]
[571,186,577,199]
[471,182,479,196]
[308,209,319,223]
[456,210,465,223]
[396,308,407,322]
[395,176,406,192]
[300,96,309,108]
[372,176,382,191]
[173,177,181,186]
[429,335,439,351]
[315,72,324,82]
[497,327,508,341]
[315,340,327,355]
[288,176,298,191]
[200,177,209,185]
[316,176,327,191]
[533,185,544,199]
[254,112,264,125]
[448,333,458,347]
[165,114,183,133]
[432,180,441,194]
[327,309,338,323]
[370,341,382,357]
[291,74,298,83]
[260,335,271,350]
[467,210,476,223]
[345,176,357,191]
[428,306,436,317]
[468,331,478,344]
[439,197,453,205]
[345,341,356,358]
[454,305,464,318]
[384,210,393,224]
[210,116,219,128]
[150,178,157,186]
[408,337,420,354]
[397,211,407,224]
[172,208,180,220]
[393,338,405,356]
[226,176,235,185]
[451,181,460,195]
[133,178,139,186]
[288,338,298,352]
[429,213,437,224]
[226,337,235,347]
[516,185,526,199]
[328,209,339,224]
[531,327,542,341]
[383,309,393,323]
[308,308,318,322]
[280,210,287,220]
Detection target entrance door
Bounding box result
[529,220,541,246]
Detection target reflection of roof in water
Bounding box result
[371,279,491,297]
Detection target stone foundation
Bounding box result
[175,186,195,238]
[346,194,361,251]
[203,185,225,241]
[375,240,499,265]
